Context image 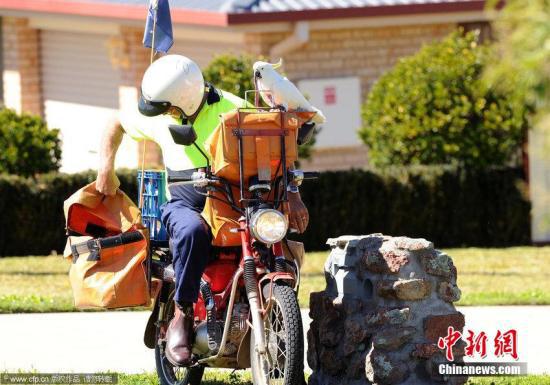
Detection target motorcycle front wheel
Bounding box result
[250,283,304,385]
[155,287,204,385]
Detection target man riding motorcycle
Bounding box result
[95,54,309,367]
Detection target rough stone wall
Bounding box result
[2,17,43,116]
[308,234,466,385]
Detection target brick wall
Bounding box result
[2,17,43,116]
[245,23,456,169]
[300,145,370,172]
[245,23,455,97]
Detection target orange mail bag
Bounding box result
[201,186,242,247]
[203,110,314,246]
[207,109,315,183]
[63,182,151,309]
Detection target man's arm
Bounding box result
[96,119,124,195]
[287,162,309,233]
[288,190,309,234]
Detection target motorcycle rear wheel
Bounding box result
[155,288,204,385]
[250,283,304,385]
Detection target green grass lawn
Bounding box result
[1,246,549,313]
[0,255,75,313]
[300,246,550,307]
[3,371,547,385]
[116,373,550,385]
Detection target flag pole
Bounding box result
[150,0,158,64]
[139,0,158,210]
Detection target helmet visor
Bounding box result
[138,91,172,117]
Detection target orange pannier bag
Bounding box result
[201,185,242,247]
[207,109,316,183]
[203,109,315,247]
[62,182,152,309]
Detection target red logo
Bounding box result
[465,330,488,358]
[494,329,518,360]
[438,328,519,361]
[324,86,336,105]
[437,326,462,361]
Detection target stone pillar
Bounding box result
[308,234,466,385]
[110,26,163,169]
[2,17,43,116]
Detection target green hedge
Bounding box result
[0,170,138,257]
[0,167,530,256]
[295,166,530,250]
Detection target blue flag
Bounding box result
[142,0,173,53]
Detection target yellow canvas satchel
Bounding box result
[63,182,151,309]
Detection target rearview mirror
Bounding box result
[169,124,197,146]
[297,122,316,146]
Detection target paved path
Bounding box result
[0,306,548,375]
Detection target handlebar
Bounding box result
[167,171,210,186]
[167,170,319,187]
[302,171,320,180]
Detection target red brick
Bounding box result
[424,312,465,342]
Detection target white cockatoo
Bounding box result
[253,59,326,124]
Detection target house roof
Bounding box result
[1,0,487,26]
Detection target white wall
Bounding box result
[298,77,362,148]
[41,30,137,172]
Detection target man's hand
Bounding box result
[287,192,309,233]
[96,169,120,196]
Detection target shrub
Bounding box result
[359,30,528,169]
[0,167,529,256]
[203,53,256,101]
[0,108,62,177]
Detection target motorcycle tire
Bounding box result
[250,283,304,385]
[155,288,204,385]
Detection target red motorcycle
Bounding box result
[143,111,318,385]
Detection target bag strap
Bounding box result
[71,231,144,263]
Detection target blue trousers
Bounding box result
[160,199,212,304]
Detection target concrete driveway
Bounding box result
[0,306,548,375]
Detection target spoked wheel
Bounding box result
[155,287,204,385]
[250,283,304,385]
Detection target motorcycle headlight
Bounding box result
[249,209,288,245]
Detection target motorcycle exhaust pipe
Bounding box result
[199,279,220,353]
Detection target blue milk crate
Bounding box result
[137,170,168,242]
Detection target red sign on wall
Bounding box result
[324,86,336,105]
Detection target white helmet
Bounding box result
[138,55,205,118]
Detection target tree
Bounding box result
[485,0,550,120]
[0,108,61,177]
[359,30,528,169]
[203,53,316,160]
[203,53,256,102]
